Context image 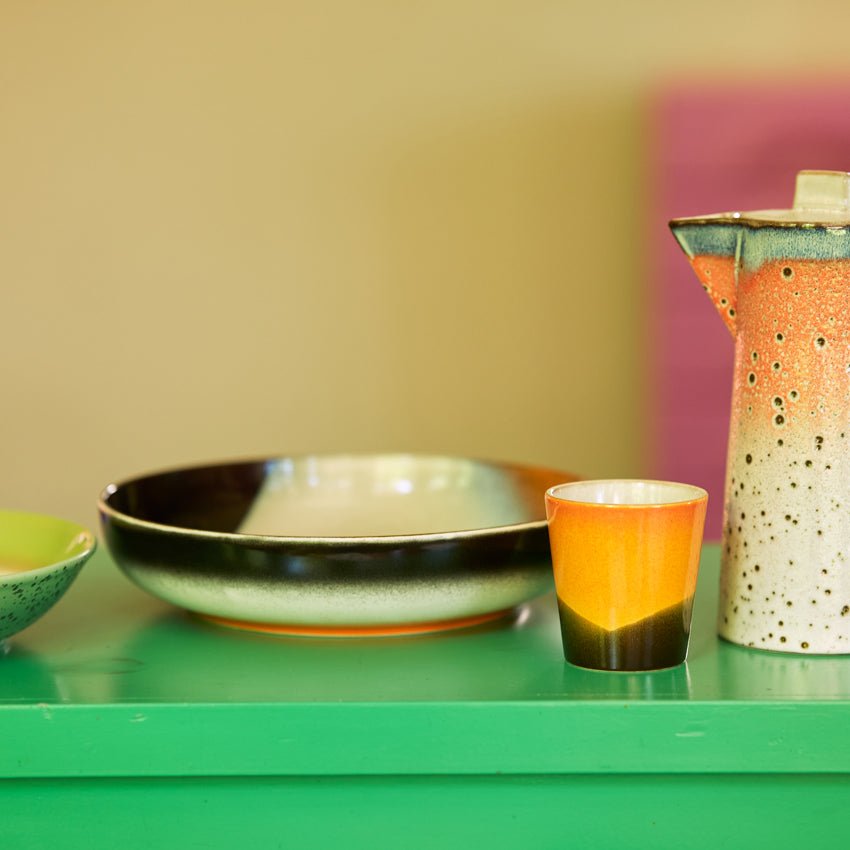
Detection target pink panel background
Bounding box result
[648,85,850,539]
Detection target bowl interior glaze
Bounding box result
[0,511,95,576]
[103,454,571,539]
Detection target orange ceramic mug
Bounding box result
[545,480,708,671]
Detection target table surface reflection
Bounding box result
[2,544,849,778]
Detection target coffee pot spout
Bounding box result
[668,221,740,336]
[669,171,850,338]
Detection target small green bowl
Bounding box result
[0,510,96,644]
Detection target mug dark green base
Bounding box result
[557,597,693,672]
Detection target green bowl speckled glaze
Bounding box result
[0,511,97,645]
[98,454,578,637]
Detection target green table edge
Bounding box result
[3,699,850,778]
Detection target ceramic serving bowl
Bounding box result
[0,510,97,646]
[98,454,578,636]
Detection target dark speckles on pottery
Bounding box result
[671,170,850,654]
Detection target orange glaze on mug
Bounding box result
[546,497,705,632]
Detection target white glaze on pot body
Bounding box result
[719,256,850,652]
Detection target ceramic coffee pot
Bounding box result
[670,170,850,654]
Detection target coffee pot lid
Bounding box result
[723,170,850,226]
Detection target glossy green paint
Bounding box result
[3,774,849,850]
[1,545,849,845]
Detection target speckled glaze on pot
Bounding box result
[0,511,96,644]
[671,170,850,654]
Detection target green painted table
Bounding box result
[2,544,849,848]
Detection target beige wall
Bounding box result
[2,1,850,528]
